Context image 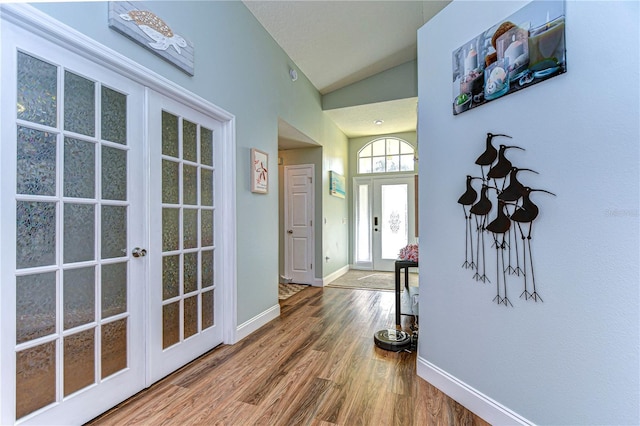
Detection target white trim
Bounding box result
[313,278,324,287]
[416,356,533,426]
[234,304,280,343]
[0,4,233,124]
[322,265,350,286]
[221,116,238,344]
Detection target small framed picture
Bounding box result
[251,148,269,193]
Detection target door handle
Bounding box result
[287,230,293,234]
[132,247,147,258]
[374,217,378,226]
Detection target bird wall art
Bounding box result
[458,132,555,306]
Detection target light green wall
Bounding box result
[347,132,417,265]
[322,60,417,110]
[33,1,349,323]
[321,120,350,277]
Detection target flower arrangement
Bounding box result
[398,244,419,262]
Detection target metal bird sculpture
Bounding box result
[499,167,538,275]
[469,184,492,283]
[458,176,482,269]
[475,133,512,179]
[511,187,556,301]
[487,145,525,190]
[460,133,554,307]
[486,198,513,306]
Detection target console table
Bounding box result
[395,260,418,327]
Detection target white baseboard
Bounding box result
[322,265,350,286]
[234,304,280,343]
[312,278,324,287]
[416,356,533,426]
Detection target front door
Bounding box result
[147,91,225,382]
[354,175,416,271]
[1,21,146,424]
[284,165,315,285]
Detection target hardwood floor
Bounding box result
[87,287,489,425]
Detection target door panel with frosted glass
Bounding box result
[354,176,416,271]
[147,91,223,383]
[2,32,145,425]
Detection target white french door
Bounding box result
[147,91,224,383]
[1,20,146,425]
[353,175,416,271]
[1,10,232,424]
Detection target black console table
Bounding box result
[395,260,418,327]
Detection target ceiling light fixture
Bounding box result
[374,119,384,125]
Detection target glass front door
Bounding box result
[354,176,416,271]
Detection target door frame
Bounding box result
[283,164,315,285]
[1,4,237,423]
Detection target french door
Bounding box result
[1,21,146,425]
[353,175,416,271]
[1,14,228,424]
[147,91,224,383]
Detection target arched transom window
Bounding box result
[357,137,415,174]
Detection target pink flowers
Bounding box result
[398,244,419,262]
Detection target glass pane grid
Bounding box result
[17,51,58,127]
[162,116,216,346]
[63,70,96,137]
[15,56,137,419]
[357,138,415,175]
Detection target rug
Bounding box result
[278,283,308,300]
[327,269,418,291]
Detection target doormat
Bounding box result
[278,283,308,300]
[327,270,418,291]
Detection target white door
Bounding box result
[284,165,315,285]
[1,21,146,425]
[147,91,225,382]
[354,176,416,271]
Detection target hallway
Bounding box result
[88,286,488,425]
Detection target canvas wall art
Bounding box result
[452,0,566,115]
[251,148,269,194]
[329,171,346,199]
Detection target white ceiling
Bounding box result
[243,0,450,141]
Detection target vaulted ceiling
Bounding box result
[243,0,450,141]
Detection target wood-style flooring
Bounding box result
[87,286,489,425]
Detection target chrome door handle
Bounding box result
[132,247,147,258]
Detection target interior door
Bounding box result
[147,90,224,383]
[1,21,146,425]
[284,165,315,285]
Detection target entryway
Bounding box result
[353,175,417,271]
